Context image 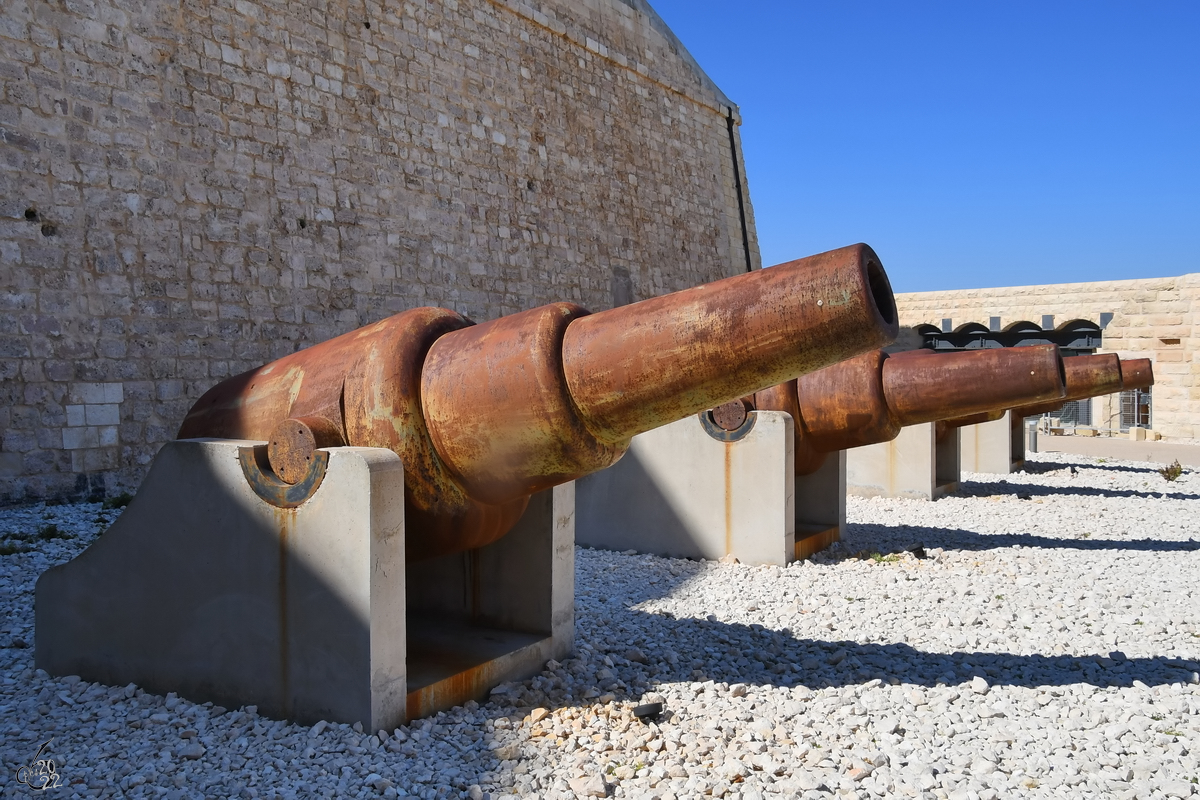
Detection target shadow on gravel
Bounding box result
[1018,459,1169,476]
[956,479,1196,502]
[571,555,1199,704]
[610,608,1200,693]
[841,524,1200,553]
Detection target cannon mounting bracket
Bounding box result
[35,439,574,728]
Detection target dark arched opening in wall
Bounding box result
[914,317,1134,430]
[918,318,1103,353]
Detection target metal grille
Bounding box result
[1056,398,1092,427]
[1120,389,1151,430]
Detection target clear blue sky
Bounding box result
[649,1,1200,292]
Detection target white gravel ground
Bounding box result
[2,451,1199,799]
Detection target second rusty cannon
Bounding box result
[576,344,1068,563]
[747,344,1067,476]
[953,354,1154,473]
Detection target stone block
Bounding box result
[69,381,122,404]
[847,422,959,500]
[0,452,22,476]
[576,411,796,566]
[65,404,85,426]
[84,402,120,425]
[37,438,575,726]
[959,412,1025,474]
[37,440,408,729]
[61,425,99,450]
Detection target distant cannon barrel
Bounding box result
[179,243,897,560]
[1009,353,1124,419]
[752,344,1066,475]
[1119,358,1154,391]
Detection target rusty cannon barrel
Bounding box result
[1120,357,1154,391]
[751,344,1066,474]
[1008,353,1127,419]
[179,243,898,561]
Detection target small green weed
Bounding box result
[0,542,30,555]
[102,492,134,510]
[38,523,72,541]
[1159,460,1184,482]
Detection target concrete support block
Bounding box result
[960,411,1025,474]
[846,422,960,500]
[404,481,574,721]
[576,411,797,565]
[36,439,574,727]
[794,451,846,559]
[36,439,408,730]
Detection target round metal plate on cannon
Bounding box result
[699,404,756,442]
[710,400,749,432]
[238,444,328,509]
[267,416,345,485]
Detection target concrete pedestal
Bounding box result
[960,410,1026,474]
[404,482,574,721]
[846,422,960,500]
[36,439,573,728]
[576,411,843,565]
[794,451,846,559]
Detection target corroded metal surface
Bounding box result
[796,349,897,453]
[752,381,828,474]
[180,243,899,561]
[697,407,757,443]
[237,445,328,509]
[885,345,1065,426]
[267,416,346,485]
[562,243,898,444]
[1011,353,1124,418]
[755,345,1066,476]
[1120,358,1155,391]
[421,303,625,507]
[710,400,750,432]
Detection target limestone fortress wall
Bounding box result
[0,0,759,503]
[894,274,1200,443]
